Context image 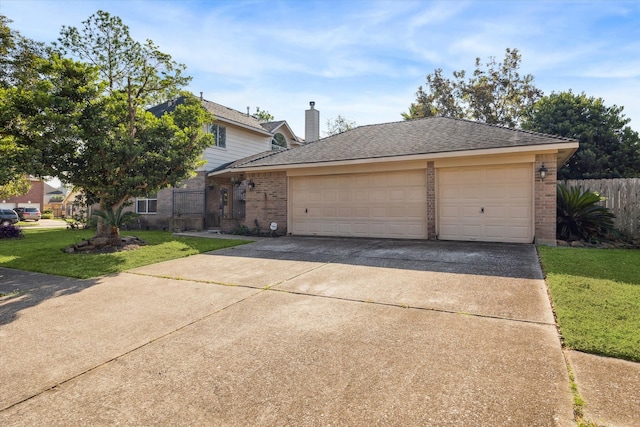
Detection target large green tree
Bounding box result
[1,11,214,239]
[325,115,357,136]
[403,48,543,128]
[0,16,43,196]
[522,91,640,179]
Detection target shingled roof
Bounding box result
[221,117,578,170]
[260,120,286,133]
[148,96,270,134]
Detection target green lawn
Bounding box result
[0,228,251,279]
[538,246,640,362]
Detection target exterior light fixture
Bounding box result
[248,179,256,191]
[539,163,547,180]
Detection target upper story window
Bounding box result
[136,193,157,214]
[209,124,226,148]
[271,133,287,151]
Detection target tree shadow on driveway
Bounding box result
[0,268,98,326]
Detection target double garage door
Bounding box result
[289,164,533,243]
[290,170,427,239]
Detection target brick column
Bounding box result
[534,154,557,246]
[243,171,288,235]
[426,162,436,240]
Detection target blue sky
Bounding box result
[2,0,640,137]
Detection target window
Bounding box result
[136,193,157,214]
[271,133,287,150]
[209,124,226,148]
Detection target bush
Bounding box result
[0,224,24,239]
[41,213,54,219]
[557,184,615,241]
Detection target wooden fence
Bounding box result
[561,178,640,238]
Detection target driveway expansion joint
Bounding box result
[0,287,264,413]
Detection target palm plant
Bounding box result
[556,184,615,241]
[92,204,139,241]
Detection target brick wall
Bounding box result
[4,180,44,208]
[125,172,207,230]
[426,162,436,240]
[229,171,288,235]
[534,154,557,246]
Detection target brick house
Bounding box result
[0,177,45,211]
[210,117,578,245]
[133,96,303,231]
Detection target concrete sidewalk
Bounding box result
[0,237,637,425]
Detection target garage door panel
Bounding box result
[338,190,352,202]
[291,171,427,239]
[337,207,352,217]
[308,191,322,202]
[354,192,369,202]
[322,191,337,202]
[485,185,507,199]
[438,164,533,243]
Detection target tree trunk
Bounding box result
[95,218,110,238]
[108,225,121,246]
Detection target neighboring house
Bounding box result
[0,178,69,217]
[61,189,86,219]
[0,177,45,211]
[136,96,304,231]
[209,117,579,245]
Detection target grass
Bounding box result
[0,228,251,279]
[538,246,640,362]
[17,221,41,227]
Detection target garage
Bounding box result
[290,170,427,239]
[438,164,533,243]
[214,116,578,245]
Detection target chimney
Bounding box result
[200,92,203,101]
[305,101,320,142]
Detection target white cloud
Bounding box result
[2,0,640,131]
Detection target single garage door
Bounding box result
[438,164,533,243]
[290,170,427,239]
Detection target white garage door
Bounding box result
[438,164,533,243]
[290,170,427,239]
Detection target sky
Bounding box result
[1,0,640,138]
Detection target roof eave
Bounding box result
[214,116,273,136]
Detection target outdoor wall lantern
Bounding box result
[539,163,547,180]
[248,179,256,191]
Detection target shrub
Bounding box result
[557,184,615,241]
[41,213,54,219]
[0,224,24,239]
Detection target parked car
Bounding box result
[0,209,19,226]
[14,207,41,221]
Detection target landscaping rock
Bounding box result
[89,237,109,247]
[554,237,640,250]
[62,235,147,254]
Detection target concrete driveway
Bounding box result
[0,237,574,426]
